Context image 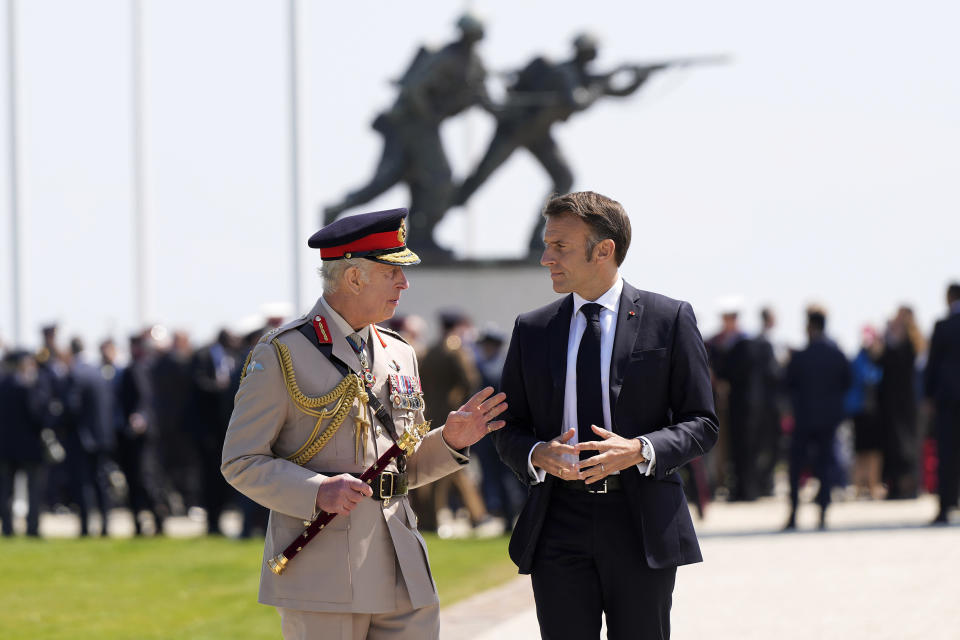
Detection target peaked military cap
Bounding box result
[308,208,420,265]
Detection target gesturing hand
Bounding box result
[440,386,508,450]
[315,473,373,516]
[531,428,580,480]
[576,425,646,484]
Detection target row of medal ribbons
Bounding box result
[389,373,424,411]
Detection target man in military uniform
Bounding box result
[415,310,490,533]
[221,208,507,640]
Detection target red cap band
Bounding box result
[319,230,403,260]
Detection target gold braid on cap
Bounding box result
[272,339,370,466]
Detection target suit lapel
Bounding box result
[547,295,573,436]
[609,283,644,418]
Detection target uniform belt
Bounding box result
[342,471,408,501]
[556,476,622,494]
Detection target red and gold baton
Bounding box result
[268,421,431,575]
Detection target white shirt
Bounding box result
[320,297,370,351]
[527,277,656,482]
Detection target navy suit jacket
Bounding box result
[925,310,960,409]
[785,338,851,432]
[493,281,719,573]
[69,360,116,453]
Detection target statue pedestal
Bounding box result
[401,261,560,342]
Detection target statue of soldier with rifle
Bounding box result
[450,33,727,258]
[321,14,494,260]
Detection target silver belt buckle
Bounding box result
[588,478,608,494]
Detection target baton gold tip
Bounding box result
[268,554,289,575]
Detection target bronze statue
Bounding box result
[325,22,726,261]
[322,14,493,259]
[451,34,665,255]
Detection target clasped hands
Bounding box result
[532,426,646,484]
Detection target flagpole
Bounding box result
[6,0,22,344]
[287,0,302,311]
[131,0,148,327]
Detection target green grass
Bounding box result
[0,534,515,639]
[422,533,519,606]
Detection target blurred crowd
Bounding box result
[0,306,522,538]
[0,315,281,537]
[696,282,960,529]
[2,282,959,537]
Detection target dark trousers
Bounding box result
[936,404,960,515]
[474,436,524,525]
[789,427,839,510]
[728,413,758,501]
[198,442,231,534]
[531,486,676,640]
[116,435,162,533]
[0,462,44,536]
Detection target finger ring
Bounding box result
[600,463,605,472]
[559,469,564,478]
[486,424,493,433]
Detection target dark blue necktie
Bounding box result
[576,303,604,459]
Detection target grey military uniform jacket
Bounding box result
[221,297,466,613]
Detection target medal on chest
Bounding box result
[389,373,425,412]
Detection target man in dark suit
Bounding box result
[116,333,166,535]
[494,191,718,640]
[753,308,783,497]
[784,306,851,530]
[0,351,46,536]
[925,282,960,525]
[66,337,115,535]
[190,329,240,535]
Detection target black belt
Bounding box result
[343,471,408,501]
[556,476,622,494]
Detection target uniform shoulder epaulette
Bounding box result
[257,315,309,345]
[374,325,409,345]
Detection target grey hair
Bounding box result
[318,258,372,294]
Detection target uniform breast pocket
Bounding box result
[630,347,667,362]
[628,348,668,382]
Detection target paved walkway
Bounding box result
[12,488,960,638]
[439,495,960,639]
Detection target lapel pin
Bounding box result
[628,310,636,318]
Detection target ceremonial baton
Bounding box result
[268,421,431,575]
